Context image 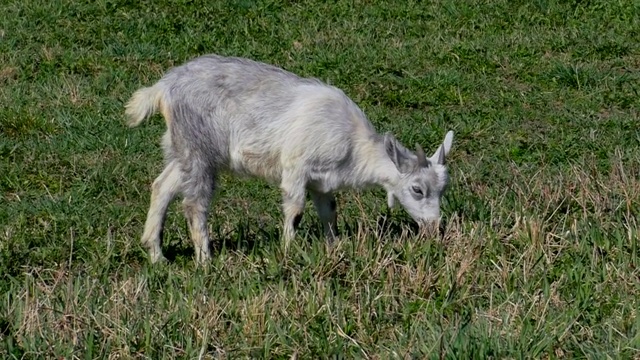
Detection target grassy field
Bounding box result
[1,0,639,358]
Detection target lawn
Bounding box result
[1,0,639,358]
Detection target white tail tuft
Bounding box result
[125,85,164,127]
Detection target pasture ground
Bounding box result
[1,0,639,358]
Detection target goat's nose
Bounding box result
[418,218,440,238]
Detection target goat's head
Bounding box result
[384,130,454,232]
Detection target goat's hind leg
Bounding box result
[141,161,183,263]
[181,167,215,264]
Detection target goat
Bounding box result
[125,54,454,263]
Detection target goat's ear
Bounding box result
[430,130,454,165]
[384,132,414,173]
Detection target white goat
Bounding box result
[126,54,454,263]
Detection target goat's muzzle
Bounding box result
[417,219,440,238]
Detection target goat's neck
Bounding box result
[352,136,401,192]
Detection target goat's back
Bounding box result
[144,55,376,181]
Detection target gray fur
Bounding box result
[125,54,454,263]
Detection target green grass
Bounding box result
[1,0,639,358]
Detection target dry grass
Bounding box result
[1,0,639,357]
[3,153,638,357]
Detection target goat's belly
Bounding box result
[230,149,283,182]
[307,169,348,193]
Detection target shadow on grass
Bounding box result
[342,210,446,240]
[160,211,447,262]
[161,220,278,262]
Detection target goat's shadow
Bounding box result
[162,220,277,261]
[342,210,446,241]
[161,209,448,261]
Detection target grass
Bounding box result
[1,0,639,357]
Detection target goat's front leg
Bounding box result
[280,172,307,251]
[309,190,338,244]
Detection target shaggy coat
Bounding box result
[126,54,454,263]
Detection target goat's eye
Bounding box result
[411,186,424,196]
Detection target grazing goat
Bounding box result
[125,54,454,263]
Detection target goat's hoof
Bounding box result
[195,251,212,265]
[149,253,168,264]
[195,257,211,265]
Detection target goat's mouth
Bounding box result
[417,219,440,237]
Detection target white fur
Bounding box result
[126,54,454,262]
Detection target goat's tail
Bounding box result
[125,84,165,127]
